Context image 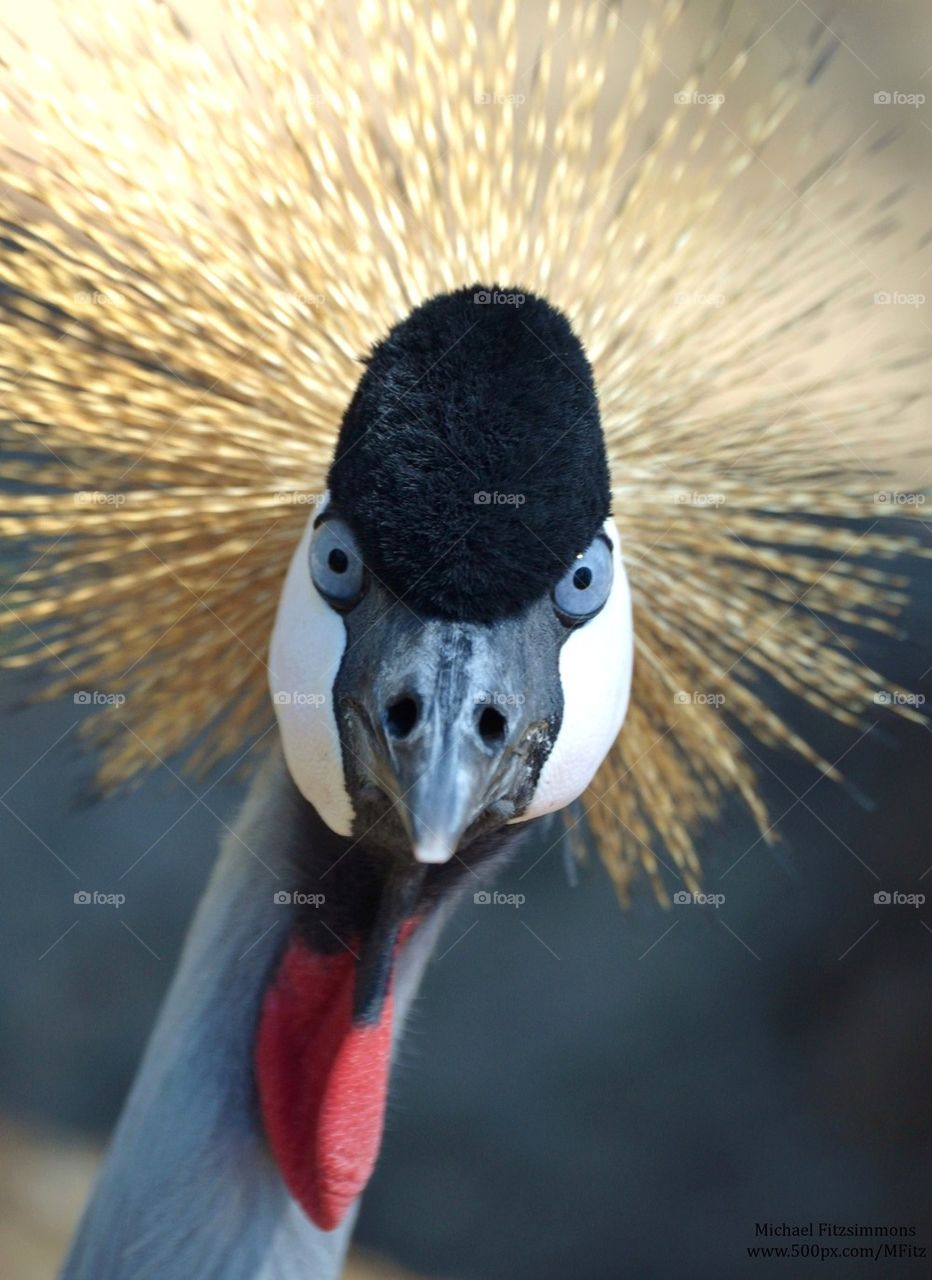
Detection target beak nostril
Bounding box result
[477,704,507,745]
[385,695,419,739]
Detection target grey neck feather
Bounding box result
[61,747,454,1280]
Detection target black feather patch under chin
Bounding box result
[327,285,610,623]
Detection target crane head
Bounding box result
[260,287,633,1231]
[270,286,633,871]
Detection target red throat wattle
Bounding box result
[256,934,401,1231]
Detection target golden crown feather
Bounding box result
[0,0,928,900]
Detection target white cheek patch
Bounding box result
[268,496,355,836]
[517,519,633,822]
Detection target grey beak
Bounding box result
[334,597,565,866]
[386,671,513,864]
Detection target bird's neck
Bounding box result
[60,748,456,1280]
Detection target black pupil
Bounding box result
[573,564,592,591]
[328,547,349,574]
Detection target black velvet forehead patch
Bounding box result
[327,285,611,623]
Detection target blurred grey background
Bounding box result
[2,1,932,1278]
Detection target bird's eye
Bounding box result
[552,534,613,624]
[309,518,367,610]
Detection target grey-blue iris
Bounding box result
[310,517,367,609]
[552,534,613,622]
